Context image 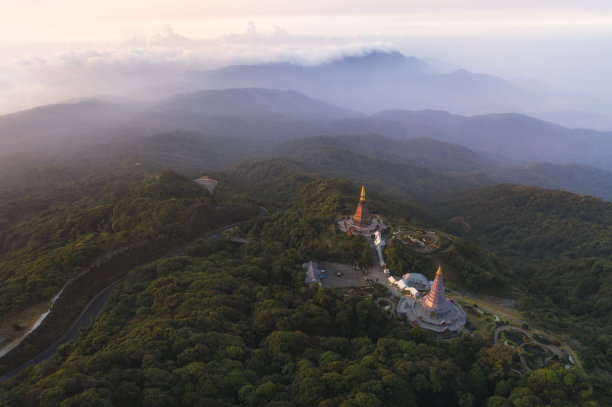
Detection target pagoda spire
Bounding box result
[353,184,372,227]
[421,265,451,315]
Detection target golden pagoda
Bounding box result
[353,185,372,227]
[337,184,386,236]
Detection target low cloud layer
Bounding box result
[1,23,611,115]
[0,25,404,114]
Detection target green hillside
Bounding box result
[438,184,612,372]
[1,175,600,407]
[0,169,258,318]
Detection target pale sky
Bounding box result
[3,1,612,43]
[1,0,611,114]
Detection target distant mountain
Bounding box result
[2,87,612,202]
[0,89,355,157]
[189,51,612,130]
[154,88,359,120]
[267,134,612,202]
[262,137,493,209]
[142,88,359,143]
[4,88,611,171]
[227,158,309,184]
[484,163,612,201]
[329,110,612,171]
[269,134,496,172]
[0,100,139,156]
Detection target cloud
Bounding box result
[1,22,611,115]
[0,25,400,114]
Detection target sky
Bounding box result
[1,0,611,114]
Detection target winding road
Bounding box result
[0,211,264,384]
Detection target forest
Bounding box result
[440,184,612,374]
[0,170,605,406]
[0,169,260,318]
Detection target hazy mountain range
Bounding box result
[1,78,612,201]
[189,51,612,130]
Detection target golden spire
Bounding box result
[360,184,366,201]
[436,265,442,277]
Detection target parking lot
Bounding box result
[319,262,368,288]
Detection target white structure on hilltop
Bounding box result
[193,176,218,194]
[388,276,419,296]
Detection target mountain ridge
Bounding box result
[190,50,612,130]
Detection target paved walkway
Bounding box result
[366,266,405,298]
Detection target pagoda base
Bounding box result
[337,216,386,236]
[397,296,466,333]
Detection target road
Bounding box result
[0,212,262,384]
[0,277,125,382]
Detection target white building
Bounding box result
[401,273,430,290]
[406,287,419,297]
[304,261,321,285]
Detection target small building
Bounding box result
[406,287,419,297]
[401,273,430,290]
[304,261,321,285]
[193,176,218,194]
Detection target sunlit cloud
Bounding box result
[0,24,403,113]
[1,0,612,114]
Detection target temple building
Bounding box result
[337,185,386,236]
[303,261,321,285]
[397,266,466,334]
[353,185,372,227]
[401,273,431,290]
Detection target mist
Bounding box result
[1,22,612,121]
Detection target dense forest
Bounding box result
[0,169,259,318]
[0,172,605,406]
[440,185,612,374]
